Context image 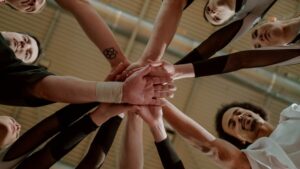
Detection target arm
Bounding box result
[76,115,123,169]
[30,65,174,105]
[175,19,244,65]
[118,113,144,169]
[15,103,133,169]
[55,0,128,68]
[162,100,250,169]
[137,106,185,169]
[138,0,187,64]
[175,47,300,79]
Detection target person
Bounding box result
[0,64,139,169]
[1,31,42,64]
[251,15,300,48]
[158,99,300,169]
[0,31,174,107]
[120,0,300,81]
[0,102,135,169]
[0,0,46,13]
[137,106,185,169]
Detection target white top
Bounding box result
[230,0,277,41]
[242,104,300,169]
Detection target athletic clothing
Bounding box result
[0,102,123,169]
[177,0,278,65]
[187,45,300,77]
[290,32,300,44]
[0,34,53,107]
[242,104,300,169]
[76,116,122,169]
[155,138,185,169]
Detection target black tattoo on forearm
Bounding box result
[103,47,118,60]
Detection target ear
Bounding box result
[267,16,277,22]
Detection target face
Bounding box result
[222,107,265,143]
[252,20,286,48]
[1,32,39,64]
[0,116,21,148]
[205,0,235,26]
[5,0,46,13]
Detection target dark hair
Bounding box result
[215,102,268,149]
[203,1,209,23]
[19,32,43,64]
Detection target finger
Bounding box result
[147,77,172,85]
[154,84,177,92]
[147,98,163,106]
[133,65,152,77]
[106,62,127,81]
[154,91,175,98]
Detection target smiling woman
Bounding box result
[1,32,41,64]
[252,15,300,48]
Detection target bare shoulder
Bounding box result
[207,139,251,169]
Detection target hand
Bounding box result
[148,60,175,79]
[105,62,129,82]
[135,106,163,127]
[116,62,144,81]
[122,65,175,105]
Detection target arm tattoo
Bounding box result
[103,47,118,60]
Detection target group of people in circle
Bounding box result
[0,0,299,168]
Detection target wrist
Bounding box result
[173,64,195,80]
[150,120,167,142]
[95,82,123,103]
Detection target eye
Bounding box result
[252,30,258,39]
[206,6,211,12]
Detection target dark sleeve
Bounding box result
[0,35,54,107]
[192,48,300,77]
[15,115,98,169]
[76,116,123,169]
[155,138,185,169]
[4,103,98,161]
[176,19,244,65]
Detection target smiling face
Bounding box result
[221,107,265,143]
[1,32,40,64]
[204,0,235,26]
[251,20,287,48]
[0,116,21,149]
[5,0,46,13]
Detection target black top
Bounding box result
[0,34,53,107]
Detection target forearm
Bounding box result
[31,75,127,104]
[76,116,123,169]
[30,75,98,103]
[55,0,128,68]
[155,138,185,169]
[119,113,144,169]
[163,100,215,146]
[139,0,186,63]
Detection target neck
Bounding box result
[257,122,274,139]
[283,16,300,43]
[217,0,236,10]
